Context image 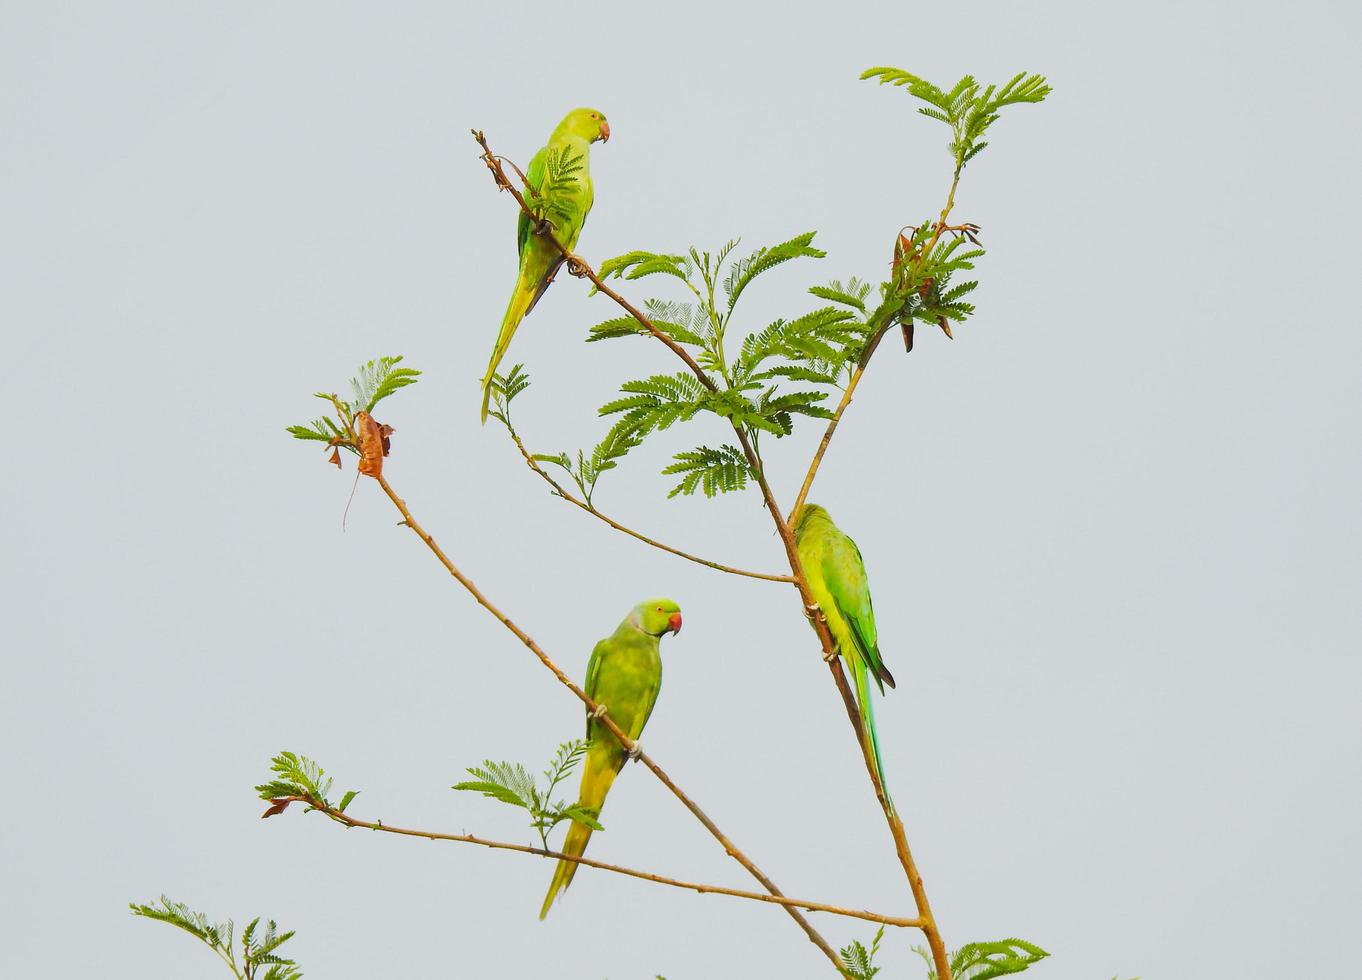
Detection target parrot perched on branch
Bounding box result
[794,504,898,812]
[480,107,610,422]
[540,597,682,919]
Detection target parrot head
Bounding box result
[632,598,682,638]
[793,502,831,541]
[559,107,610,144]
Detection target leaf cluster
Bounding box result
[860,67,1051,169]
[488,365,642,507]
[586,235,878,499]
[130,897,303,980]
[529,147,586,227]
[486,362,532,428]
[840,925,885,979]
[453,740,604,851]
[254,751,359,817]
[872,226,987,343]
[286,355,419,458]
[913,937,1050,980]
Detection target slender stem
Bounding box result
[370,473,847,975]
[475,128,954,980]
[270,796,921,929]
[788,363,865,525]
[504,427,793,583]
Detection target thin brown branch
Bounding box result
[268,796,922,929]
[503,427,793,583]
[370,472,846,975]
[474,127,953,979]
[790,170,965,528]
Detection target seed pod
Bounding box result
[355,411,394,478]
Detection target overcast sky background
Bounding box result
[3,2,1359,977]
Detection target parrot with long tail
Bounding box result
[480,107,610,421]
[794,503,898,813]
[540,597,681,918]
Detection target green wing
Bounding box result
[822,534,896,692]
[582,638,608,740]
[629,666,662,742]
[516,146,549,258]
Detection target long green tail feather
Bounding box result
[480,277,540,423]
[539,753,618,918]
[539,817,592,919]
[852,653,895,815]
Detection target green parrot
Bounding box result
[540,597,682,919]
[480,106,610,422]
[794,503,898,812]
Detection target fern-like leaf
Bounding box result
[349,355,420,414]
[839,926,884,980]
[723,232,826,309]
[661,445,752,498]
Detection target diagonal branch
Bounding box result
[789,174,965,525]
[370,473,846,974]
[503,425,793,583]
[474,128,953,980]
[264,796,922,929]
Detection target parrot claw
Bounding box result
[823,648,838,664]
[803,601,821,621]
[566,256,589,278]
[591,703,609,718]
[626,743,642,762]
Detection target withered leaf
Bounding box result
[328,447,342,468]
[355,411,394,478]
[261,798,293,819]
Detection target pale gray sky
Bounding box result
[2,1,1359,977]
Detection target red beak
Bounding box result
[599,120,611,142]
[667,611,682,635]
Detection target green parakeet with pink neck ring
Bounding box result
[539,597,682,919]
[480,107,610,422]
[795,503,898,813]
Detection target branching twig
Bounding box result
[264,796,922,930]
[475,128,956,980]
[790,173,966,525]
[504,427,793,583]
[369,472,846,974]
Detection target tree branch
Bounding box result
[474,128,953,980]
[265,796,922,930]
[368,472,846,974]
[502,425,793,583]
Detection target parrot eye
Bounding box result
[656,606,663,612]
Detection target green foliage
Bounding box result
[584,234,874,496]
[840,926,884,979]
[488,365,641,507]
[661,445,752,498]
[285,415,348,446]
[255,752,358,819]
[286,354,420,457]
[534,423,643,508]
[487,362,532,427]
[453,739,604,851]
[860,67,1051,169]
[130,897,303,980]
[913,938,1050,980]
[869,226,986,350]
[350,355,420,414]
[723,232,826,309]
[529,147,586,227]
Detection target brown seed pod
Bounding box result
[355,411,394,478]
